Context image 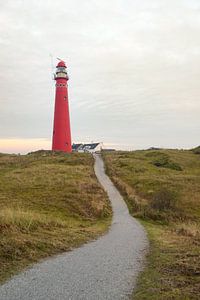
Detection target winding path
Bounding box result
[0,154,148,300]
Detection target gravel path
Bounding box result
[0,154,148,300]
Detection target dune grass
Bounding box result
[0,151,112,283]
[103,149,200,299]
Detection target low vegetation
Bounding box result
[103,149,200,299]
[191,145,200,155]
[0,151,111,283]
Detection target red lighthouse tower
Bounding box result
[52,60,72,152]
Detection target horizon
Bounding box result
[0,137,198,155]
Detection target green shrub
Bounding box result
[166,162,182,171]
[152,155,169,167]
[191,146,200,154]
[150,188,177,211]
[150,153,182,171]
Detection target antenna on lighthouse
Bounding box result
[57,57,67,64]
[49,53,55,80]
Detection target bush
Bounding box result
[191,146,200,154]
[152,155,182,171]
[152,155,169,167]
[150,188,177,211]
[168,162,182,171]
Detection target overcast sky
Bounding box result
[0,0,200,153]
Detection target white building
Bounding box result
[72,143,102,153]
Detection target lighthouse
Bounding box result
[52,60,72,152]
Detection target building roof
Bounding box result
[81,143,100,150]
[72,143,100,151]
[72,143,83,150]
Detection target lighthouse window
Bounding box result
[57,72,67,78]
[58,67,65,72]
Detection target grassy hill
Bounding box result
[191,145,200,155]
[103,149,200,299]
[0,151,111,283]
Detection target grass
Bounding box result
[191,145,200,155]
[102,149,200,299]
[0,150,112,283]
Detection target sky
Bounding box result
[0,0,200,153]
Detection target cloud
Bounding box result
[0,0,200,152]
